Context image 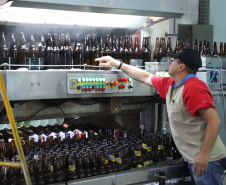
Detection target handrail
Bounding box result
[0,72,32,185]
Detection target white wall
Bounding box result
[209,0,226,43]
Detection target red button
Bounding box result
[122,85,125,88]
[122,78,125,81]
[111,81,117,86]
[106,81,110,86]
[96,88,99,91]
[90,87,92,91]
[119,78,122,82]
[103,87,106,91]
[125,78,128,81]
[82,88,85,91]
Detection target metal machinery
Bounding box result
[2,0,226,185]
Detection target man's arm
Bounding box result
[193,107,220,177]
[95,56,154,86]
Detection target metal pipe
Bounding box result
[0,161,21,168]
[0,72,32,185]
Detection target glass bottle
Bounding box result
[134,36,141,59]
[111,35,119,60]
[68,154,77,180]
[186,39,191,49]
[84,34,92,70]
[153,37,160,60]
[9,33,17,69]
[91,34,99,70]
[0,32,9,58]
[212,42,218,56]
[34,159,45,185]
[206,41,211,56]
[224,43,226,57]
[118,36,125,62]
[198,41,202,54]
[124,36,131,65]
[76,153,85,178]
[28,34,38,58]
[99,35,104,57]
[103,35,112,70]
[193,39,198,51]
[53,33,60,69]
[173,38,180,54]
[200,40,207,56]
[44,157,54,184]
[38,34,45,58]
[44,33,53,69]
[180,38,185,51]
[59,33,66,68]
[142,37,151,65]
[73,34,82,69]
[219,42,223,56]
[65,34,72,69]
[17,32,28,68]
[166,37,172,53]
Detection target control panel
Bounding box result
[67,74,133,94]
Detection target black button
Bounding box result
[172,100,175,103]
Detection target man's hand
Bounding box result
[193,152,209,177]
[95,56,120,69]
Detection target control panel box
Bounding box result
[67,73,133,94]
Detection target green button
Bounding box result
[96,84,99,87]
[89,78,92,82]
[77,78,81,82]
[82,84,86,87]
[82,78,86,82]
[102,78,106,82]
[86,78,89,82]
[96,78,99,82]
[129,78,132,82]
[90,84,92,88]
[103,84,106,87]
[93,78,96,82]
[100,84,103,88]
[99,78,103,82]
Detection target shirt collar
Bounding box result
[174,73,196,88]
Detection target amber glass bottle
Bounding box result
[17,32,28,68]
[212,42,218,56]
[73,34,82,69]
[219,42,223,56]
[65,34,72,69]
[91,34,99,70]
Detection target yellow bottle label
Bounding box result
[16,155,20,160]
[135,151,141,156]
[149,160,153,164]
[51,165,53,172]
[145,161,149,166]
[142,143,148,149]
[116,158,122,164]
[110,155,115,162]
[147,147,152,152]
[137,164,142,168]
[104,158,108,165]
[166,157,173,160]
[158,145,163,150]
[68,165,76,171]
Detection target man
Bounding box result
[95,48,226,185]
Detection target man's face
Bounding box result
[168,58,182,76]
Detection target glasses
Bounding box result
[169,58,174,65]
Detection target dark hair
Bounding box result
[177,60,198,74]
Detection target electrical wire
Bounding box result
[18,105,69,122]
[214,55,226,131]
[207,62,216,86]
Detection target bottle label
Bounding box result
[149,160,153,164]
[147,147,152,152]
[34,154,39,160]
[110,155,115,162]
[142,144,148,149]
[135,151,141,156]
[143,162,146,167]
[68,165,76,171]
[145,161,149,166]
[51,165,53,172]
[63,123,69,128]
[166,157,173,160]
[104,158,108,165]
[116,158,122,164]
[137,164,142,168]
[158,145,163,150]
[16,155,20,160]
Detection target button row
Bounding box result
[78,84,106,92]
[78,77,106,83]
